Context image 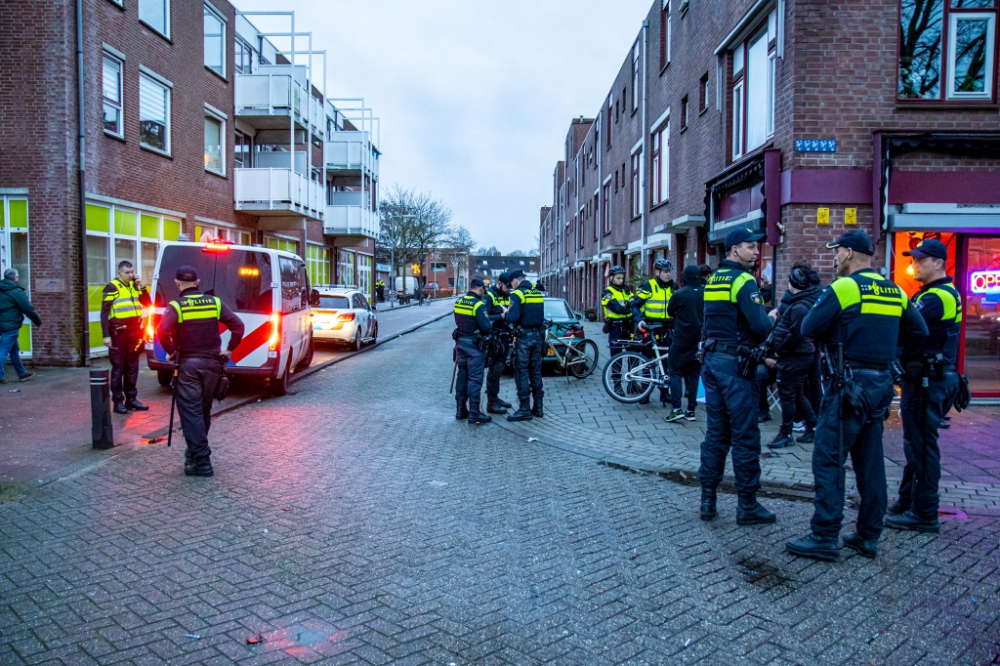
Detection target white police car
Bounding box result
[311,285,378,351]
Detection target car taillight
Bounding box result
[269,313,281,351]
[572,326,584,338]
[337,313,355,321]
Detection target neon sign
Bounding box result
[970,270,1000,294]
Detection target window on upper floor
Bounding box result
[630,149,643,219]
[700,73,710,112]
[602,184,611,234]
[235,129,252,168]
[731,9,777,160]
[681,95,689,129]
[898,0,998,102]
[204,3,226,77]
[139,72,170,154]
[204,110,224,175]
[139,0,169,38]
[102,53,123,137]
[632,43,641,111]
[661,1,672,69]
[652,120,668,205]
[606,97,612,147]
[235,37,253,74]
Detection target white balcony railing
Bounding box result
[325,131,378,176]
[234,168,323,219]
[325,194,379,239]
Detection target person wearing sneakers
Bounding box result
[665,265,704,423]
[0,268,41,385]
[887,238,961,534]
[766,267,821,449]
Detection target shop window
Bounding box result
[0,199,31,353]
[358,255,372,296]
[898,0,998,102]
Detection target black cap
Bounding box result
[176,265,199,281]
[789,267,811,290]
[903,238,948,261]
[509,269,526,280]
[826,229,874,256]
[724,227,764,250]
[498,272,511,284]
[470,278,485,289]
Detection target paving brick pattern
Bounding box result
[1,320,999,664]
[492,322,1000,512]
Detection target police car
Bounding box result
[311,285,378,351]
[145,240,315,397]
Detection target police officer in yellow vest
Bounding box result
[483,273,513,414]
[887,238,961,534]
[506,269,546,421]
[101,260,153,414]
[156,265,245,476]
[453,278,493,424]
[787,230,928,561]
[633,258,675,404]
[601,265,633,353]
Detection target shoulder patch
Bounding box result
[750,291,762,305]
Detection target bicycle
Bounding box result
[602,324,672,403]
[542,320,599,379]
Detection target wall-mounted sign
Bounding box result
[970,270,1000,294]
[817,208,830,226]
[795,139,837,152]
[845,208,857,226]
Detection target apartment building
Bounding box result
[0,0,381,365]
[539,0,1000,399]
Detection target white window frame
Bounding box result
[632,42,641,112]
[732,80,744,159]
[203,2,227,78]
[730,9,776,160]
[662,0,672,67]
[139,0,170,39]
[630,149,643,219]
[947,12,996,101]
[204,110,225,176]
[139,70,171,155]
[102,52,124,138]
[652,120,669,205]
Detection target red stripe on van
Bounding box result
[230,321,272,364]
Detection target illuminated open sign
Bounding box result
[970,270,1000,294]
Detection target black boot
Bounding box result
[507,404,533,421]
[842,532,878,559]
[113,402,128,415]
[886,499,909,516]
[736,497,777,526]
[768,432,795,449]
[787,533,840,561]
[495,397,513,409]
[468,410,493,425]
[125,400,149,411]
[884,510,940,533]
[456,402,469,420]
[796,429,815,444]
[699,488,717,521]
[486,401,508,415]
[184,448,193,466]
[531,400,544,418]
[184,459,214,477]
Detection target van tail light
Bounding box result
[146,315,160,343]
[268,313,281,351]
[337,313,356,321]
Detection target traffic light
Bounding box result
[411,263,421,276]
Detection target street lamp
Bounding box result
[389,213,415,303]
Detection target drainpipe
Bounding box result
[640,19,649,272]
[77,0,90,365]
[596,109,602,313]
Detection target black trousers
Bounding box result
[776,356,817,436]
[455,336,486,412]
[485,338,509,401]
[176,356,223,464]
[668,355,700,411]
[109,326,143,404]
[514,330,544,409]
[897,372,959,519]
[810,369,894,540]
[607,321,633,356]
[699,352,761,500]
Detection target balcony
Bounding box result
[235,65,323,133]
[235,168,323,220]
[324,191,378,241]
[325,131,378,177]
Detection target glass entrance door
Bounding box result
[964,237,1000,396]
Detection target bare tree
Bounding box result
[475,246,501,256]
[378,186,453,285]
[446,225,476,292]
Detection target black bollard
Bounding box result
[90,369,114,449]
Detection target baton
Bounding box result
[166,365,178,447]
[449,360,457,394]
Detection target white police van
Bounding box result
[144,240,315,396]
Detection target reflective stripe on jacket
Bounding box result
[636,279,672,320]
[601,285,631,320]
[105,279,145,320]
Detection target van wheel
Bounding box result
[270,358,292,396]
[157,370,173,387]
[296,337,314,372]
[352,330,362,352]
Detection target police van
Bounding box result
[145,240,315,396]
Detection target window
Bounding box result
[338,249,355,285]
[139,73,170,154]
[235,38,253,74]
[631,149,643,219]
[139,0,169,37]
[102,54,123,136]
[899,0,998,102]
[306,244,330,285]
[602,183,611,233]
[652,121,668,205]
[235,129,252,168]
[204,4,225,77]
[577,215,584,249]
[606,97,612,147]
[661,0,672,69]
[632,43,641,112]
[700,73,710,111]
[358,255,372,296]
[731,10,777,159]
[681,95,689,128]
[593,194,599,240]
[204,114,224,175]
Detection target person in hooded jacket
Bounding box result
[665,265,704,422]
[0,268,42,384]
[774,261,824,421]
[765,267,822,448]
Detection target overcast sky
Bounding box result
[236,0,653,254]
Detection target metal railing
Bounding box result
[234,167,323,219]
[324,199,379,238]
[324,131,378,175]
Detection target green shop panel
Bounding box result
[163,218,181,241]
[89,321,104,349]
[115,210,137,236]
[86,204,111,233]
[9,200,27,228]
[141,214,159,239]
[18,323,31,352]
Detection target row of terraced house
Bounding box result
[0,0,382,366]
[538,0,1000,399]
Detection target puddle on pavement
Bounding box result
[250,621,349,656]
[939,507,968,521]
[738,556,797,592]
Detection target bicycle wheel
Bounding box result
[568,339,599,378]
[602,351,656,403]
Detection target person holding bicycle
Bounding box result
[483,273,514,415]
[633,258,675,405]
[601,265,633,355]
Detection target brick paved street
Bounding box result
[2,318,999,665]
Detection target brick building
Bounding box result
[469,255,540,287]
[539,0,1000,399]
[0,0,381,365]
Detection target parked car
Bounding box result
[541,297,585,365]
[311,286,378,351]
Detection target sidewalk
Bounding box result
[0,298,455,489]
[493,321,1000,512]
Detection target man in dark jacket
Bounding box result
[0,268,42,384]
[766,267,821,448]
[665,265,704,422]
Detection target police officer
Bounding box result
[156,266,245,476]
[633,258,675,405]
[698,228,775,526]
[453,279,493,425]
[601,265,633,353]
[887,238,960,533]
[101,260,152,414]
[375,280,385,303]
[483,272,513,414]
[506,269,545,422]
[787,230,927,560]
